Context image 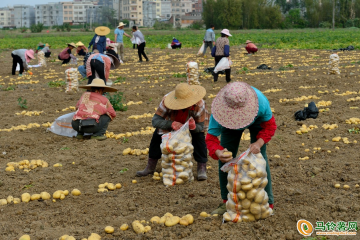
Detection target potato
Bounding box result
[250,203,261,215]
[132,221,145,234]
[123,148,131,155]
[175,178,184,185]
[120,224,129,231]
[240,177,251,185]
[226,200,242,213]
[242,164,249,172]
[200,212,208,217]
[104,226,114,233]
[237,191,246,200]
[178,172,189,180]
[343,185,350,190]
[223,151,233,158]
[252,178,262,188]
[98,184,106,188]
[0,199,7,205]
[30,194,41,201]
[249,163,256,171]
[53,163,62,167]
[115,183,122,189]
[223,212,232,222]
[165,216,180,227]
[256,169,266,178]
[59,235,69,240]
[242,213,255,222]
[259,178,268,188]
[144,226,151,233]
[132,180,137,184]
[241,183,253,191]
[98,188,108,193]
[21,193,31,203]
[19,235,31,240]
[40,192,51,200]
[254,189,265,203]
[53,191,62,199]
[150,216,160,224]
[65,237,75,240]
[13,198,21,204]
[62,190,69,196]
[88,233,101,240]
[261,194,269,205]
[179,214,194,226]
[71,189,81,196]
[6,196,14,203]
[246,189,258,200]
[5,166,15,172]
[242,199,251,209]
[247,171,256,178]
[261,209,272,219]
[241,209,249,214]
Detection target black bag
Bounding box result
[204,67,225,75]
[80,119,96,127]
[295,110,307,121]
[257,64,272,70]
[305,102,319,119]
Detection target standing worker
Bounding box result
[58,43,77,65]
[211,29,231,83]
[136,83,209,181]
[245,40,258,55]
[11,49,35,76]
[203,25,215,55]
[114,22,131,61]
[88,26,110,54]
[132,26,149,62]
[205,82,276,215]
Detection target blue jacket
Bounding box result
[88,34,107,54]
[211,45,230,57]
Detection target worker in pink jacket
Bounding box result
[245,40,258,55]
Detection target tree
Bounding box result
[101,7,117,26]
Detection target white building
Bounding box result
[0,7,15,28]
[122,0,143,26]
[73,1,95,24]
[35,3,63,26]
[160,0,171,19]
[143,1,156,27]
[61,2,74,23]
[14,5,35,28]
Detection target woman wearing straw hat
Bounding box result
[58,43,77,65]
[88,26,110,54]
[35,42,45,53]
[245,40,258,55]
[76,41,88,56]
[205,82,277,214]
[86,52,120,85]
[42,43,52,58]
[11,49,35,76]
[72,78,117,141]
[114,22,131,61]
[136,83,209,181]
[211,29,232,83]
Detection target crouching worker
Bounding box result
[42,43,52,58]
[171,37,182,49]
[58,43,77,64]
[245,40,258,55]
[136,83,209,181]
[205,82,277,215]
[76,41,88,56]
[11,49,35,76]
[72,78,117,141]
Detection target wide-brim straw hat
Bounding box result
[79,78,117,92]
[38,42,45,47]
[67,42,76,48]
[211,82,259,129]
[106,53,120,70]
[164,83,206,110]
[76,41,85,47]
[221,29,232,37]
[246,40,252,44]
[95,26,110,36]
[118,22,126,27]
[45,43,51,47]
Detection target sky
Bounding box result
[0,0,72,8]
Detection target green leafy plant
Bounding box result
[106,92,128,111]
[17,97,27,109]
[237,67,249,74]
[122,137,129,143]
[48,80,66,87]
[30,23,44,33]
[20,26,27,33]
[279,64,294,71]
[3,85,15,91]
[119,168,129,174]
[60,147,70,150]
[348,127,360,134]
[23,183,34,189]
[172,73,187,78]
[114,76,126,83]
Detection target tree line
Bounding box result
[202,0,360,29]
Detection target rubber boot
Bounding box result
[197,162,207,181]
[211,203,226,215]
[136,158,158,177]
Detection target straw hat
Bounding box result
[79,78,117,92]
[76,41,85,47]
[164,83,206,110]
[211,82,259,129]
[95,26,110,36]
[106,52,120,70]
[45,43,51,47]
[246,40,252,44]
[67,42,76,48]
[117,22,126,28]
[221,29,232,37]
[38,42,45,47]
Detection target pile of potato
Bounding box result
[222,152,273,222]
[160,124,194,186]
[59,233,100,240]
[347,96,360,102]
[152,172,163,181]
[328,53,340,75]
[150,213,194,227]
[64,68,79,93]
[0,123,41,132]
[52,189,81,201]
[279,95,320,103]
[0,192,53,206]
[126,101,143,106]
[98,182,122,192]
[263,88,282,93]
[322,123,338,130]
[5,159,48,172]
[317,100,332,107]
[345,118,360,124]
[122,148,149,156]
[128,113,153,119]
[15,110,44,116]
[296,124,318,135]
[186,61,200,85]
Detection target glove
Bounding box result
[171,121,183,131]
[188,118,196,130]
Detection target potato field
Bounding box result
[0,45,360,240]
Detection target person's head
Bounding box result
[132,26,137,32]
[25,49,35,63]
[164,83,206,111]
[211,82,258,129]
[246,40,252,44]
[220,29,232,38]
[210,24,214,29]
[90,87,104,94]
[45,43,51,48]
[79,78,117,93]
[119,25,124,29]
[118,22,126,29]
[67,42,76,49]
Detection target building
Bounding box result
[98,0,122,20]
[171,0,192,16]
[122,0,143,26]
[143,1,156,27]
[0,7,15,28]
[191,0,202,13]
[160,0,171,19]
[73,1,95,24]
[181,11,201,27]
[14,5,35,28]
[35,3,63,27]
[61,2,74,23]
[86,5,107,25]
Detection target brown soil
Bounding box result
[0,48,360,240]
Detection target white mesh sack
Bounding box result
[186,61,200,85]
[328,53,340,75]
[37,51,46,67]
[65,68,79,93]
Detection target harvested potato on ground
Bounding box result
[30,194,41,201]
[150,216,161,224]
[165,216,180,227]
[104,226,114,233]
[120,224,129,231]
[71,189,81,196]
[88,233,101,240]
[0,199,7,205]
[132,221,145,234]
[6,196,14,203]
[132,180,137,184]
[40,192,51,200]
[179,214,194,226]
[115,183,122,189]
[59,235,69,240]
[107,183,116,191]
[19,235,31,240]
[53,191,62,199]
[144,226,151,233]
[13,198,21,204]
[21,193,31,203]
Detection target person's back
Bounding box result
[203,25,215,55]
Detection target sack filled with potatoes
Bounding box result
[186,61,201,85]
[160,119,195,186]
[221,149,273,222]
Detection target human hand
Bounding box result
[171,121,183,131]
[249,138,264,154]
[188,118,196,130]
[213,41,215,45]
[215,148,233,163]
